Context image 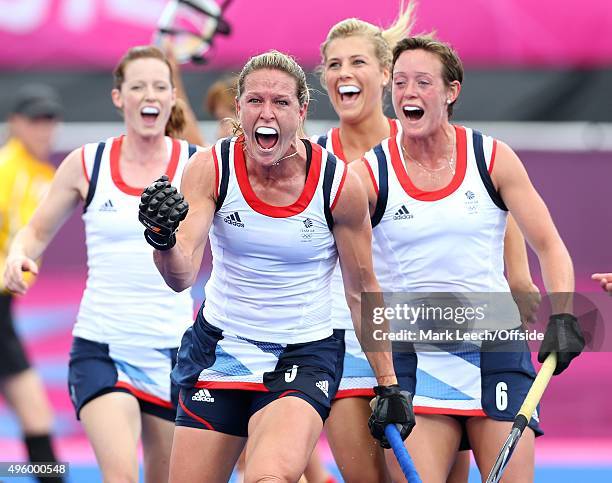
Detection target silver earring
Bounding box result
[447,99,452,104]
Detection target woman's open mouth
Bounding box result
[255,126,279,150]
[403,105,425,121]
[338,85,361,104]
[141,106,160,124]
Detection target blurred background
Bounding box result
[0,0,611,481]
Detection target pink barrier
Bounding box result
[1,0,611,69]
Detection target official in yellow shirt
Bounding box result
[0,84,64,480]
[0,140,55,283]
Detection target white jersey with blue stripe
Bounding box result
[202,136,346,344]
[76,136,196,347]
[313,119,400,330]
[363,125,518,412]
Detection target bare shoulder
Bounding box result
[54,147,89,199]
[59,147,85,170]
[496,139,521,161]
[349,157,370,179]
[490,139,528,188]
[183,147,216,177]
[180,147,217,201]
[349,158,377,200]
[331,167,369,226]
[492,140,523,171]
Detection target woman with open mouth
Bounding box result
[4,45,198,483]
[314,8,414,483]
[352,35,584,482]
[315,5,543,482]
[138,50,413,482]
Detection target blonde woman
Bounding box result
[139,50,413,482]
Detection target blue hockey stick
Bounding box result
[385,424,422,483]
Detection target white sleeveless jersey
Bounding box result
[364,125,518,412]
[313,119,400,330]
[203,136,346,344]
[364,125,510,293]
[74,136,196,347]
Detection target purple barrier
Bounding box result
[1,0,611,68]
[520,150,612,288]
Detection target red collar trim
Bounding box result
[110,136,180,196]
[332,117,398,162]
[234,137,322,217]
[389,125,467,202]
[331,127,346,162]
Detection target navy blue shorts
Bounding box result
[68,337,179,421]
[173,313,345,436]
[394,339,543,449]
[176,386,331,437]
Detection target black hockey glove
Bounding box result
[368,384,415,448]
[538,313,585,375]
[139,175,189,250]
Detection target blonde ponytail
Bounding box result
[319,1,416,72]
[381,1,417,57]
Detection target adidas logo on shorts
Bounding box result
[192,388,215,403]
[393,205,413,220]
[316,380,329,398]
[224,212,244,227]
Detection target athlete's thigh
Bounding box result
[141,413,175,483]
[303,445,332,483]
[326,396,389,483]
[386,414,462,483]
[80,392,142,480]
[245,396,323,483]
[169,426,245,483]
[467,417,534,483]
[446,450,471,483]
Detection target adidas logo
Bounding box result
[393,205,413,220]
[224,212,244,228]
[99,199,116,212]
[316,380,329,398]
[303,218,313,228]
[192,388,215,402]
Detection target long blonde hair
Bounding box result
[319,1,416,83]
[237,50,309,106]
[232,50,310,136]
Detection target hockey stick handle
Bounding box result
[385,424,422,483]
[485,352,558,483]
[517,352,556,423]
